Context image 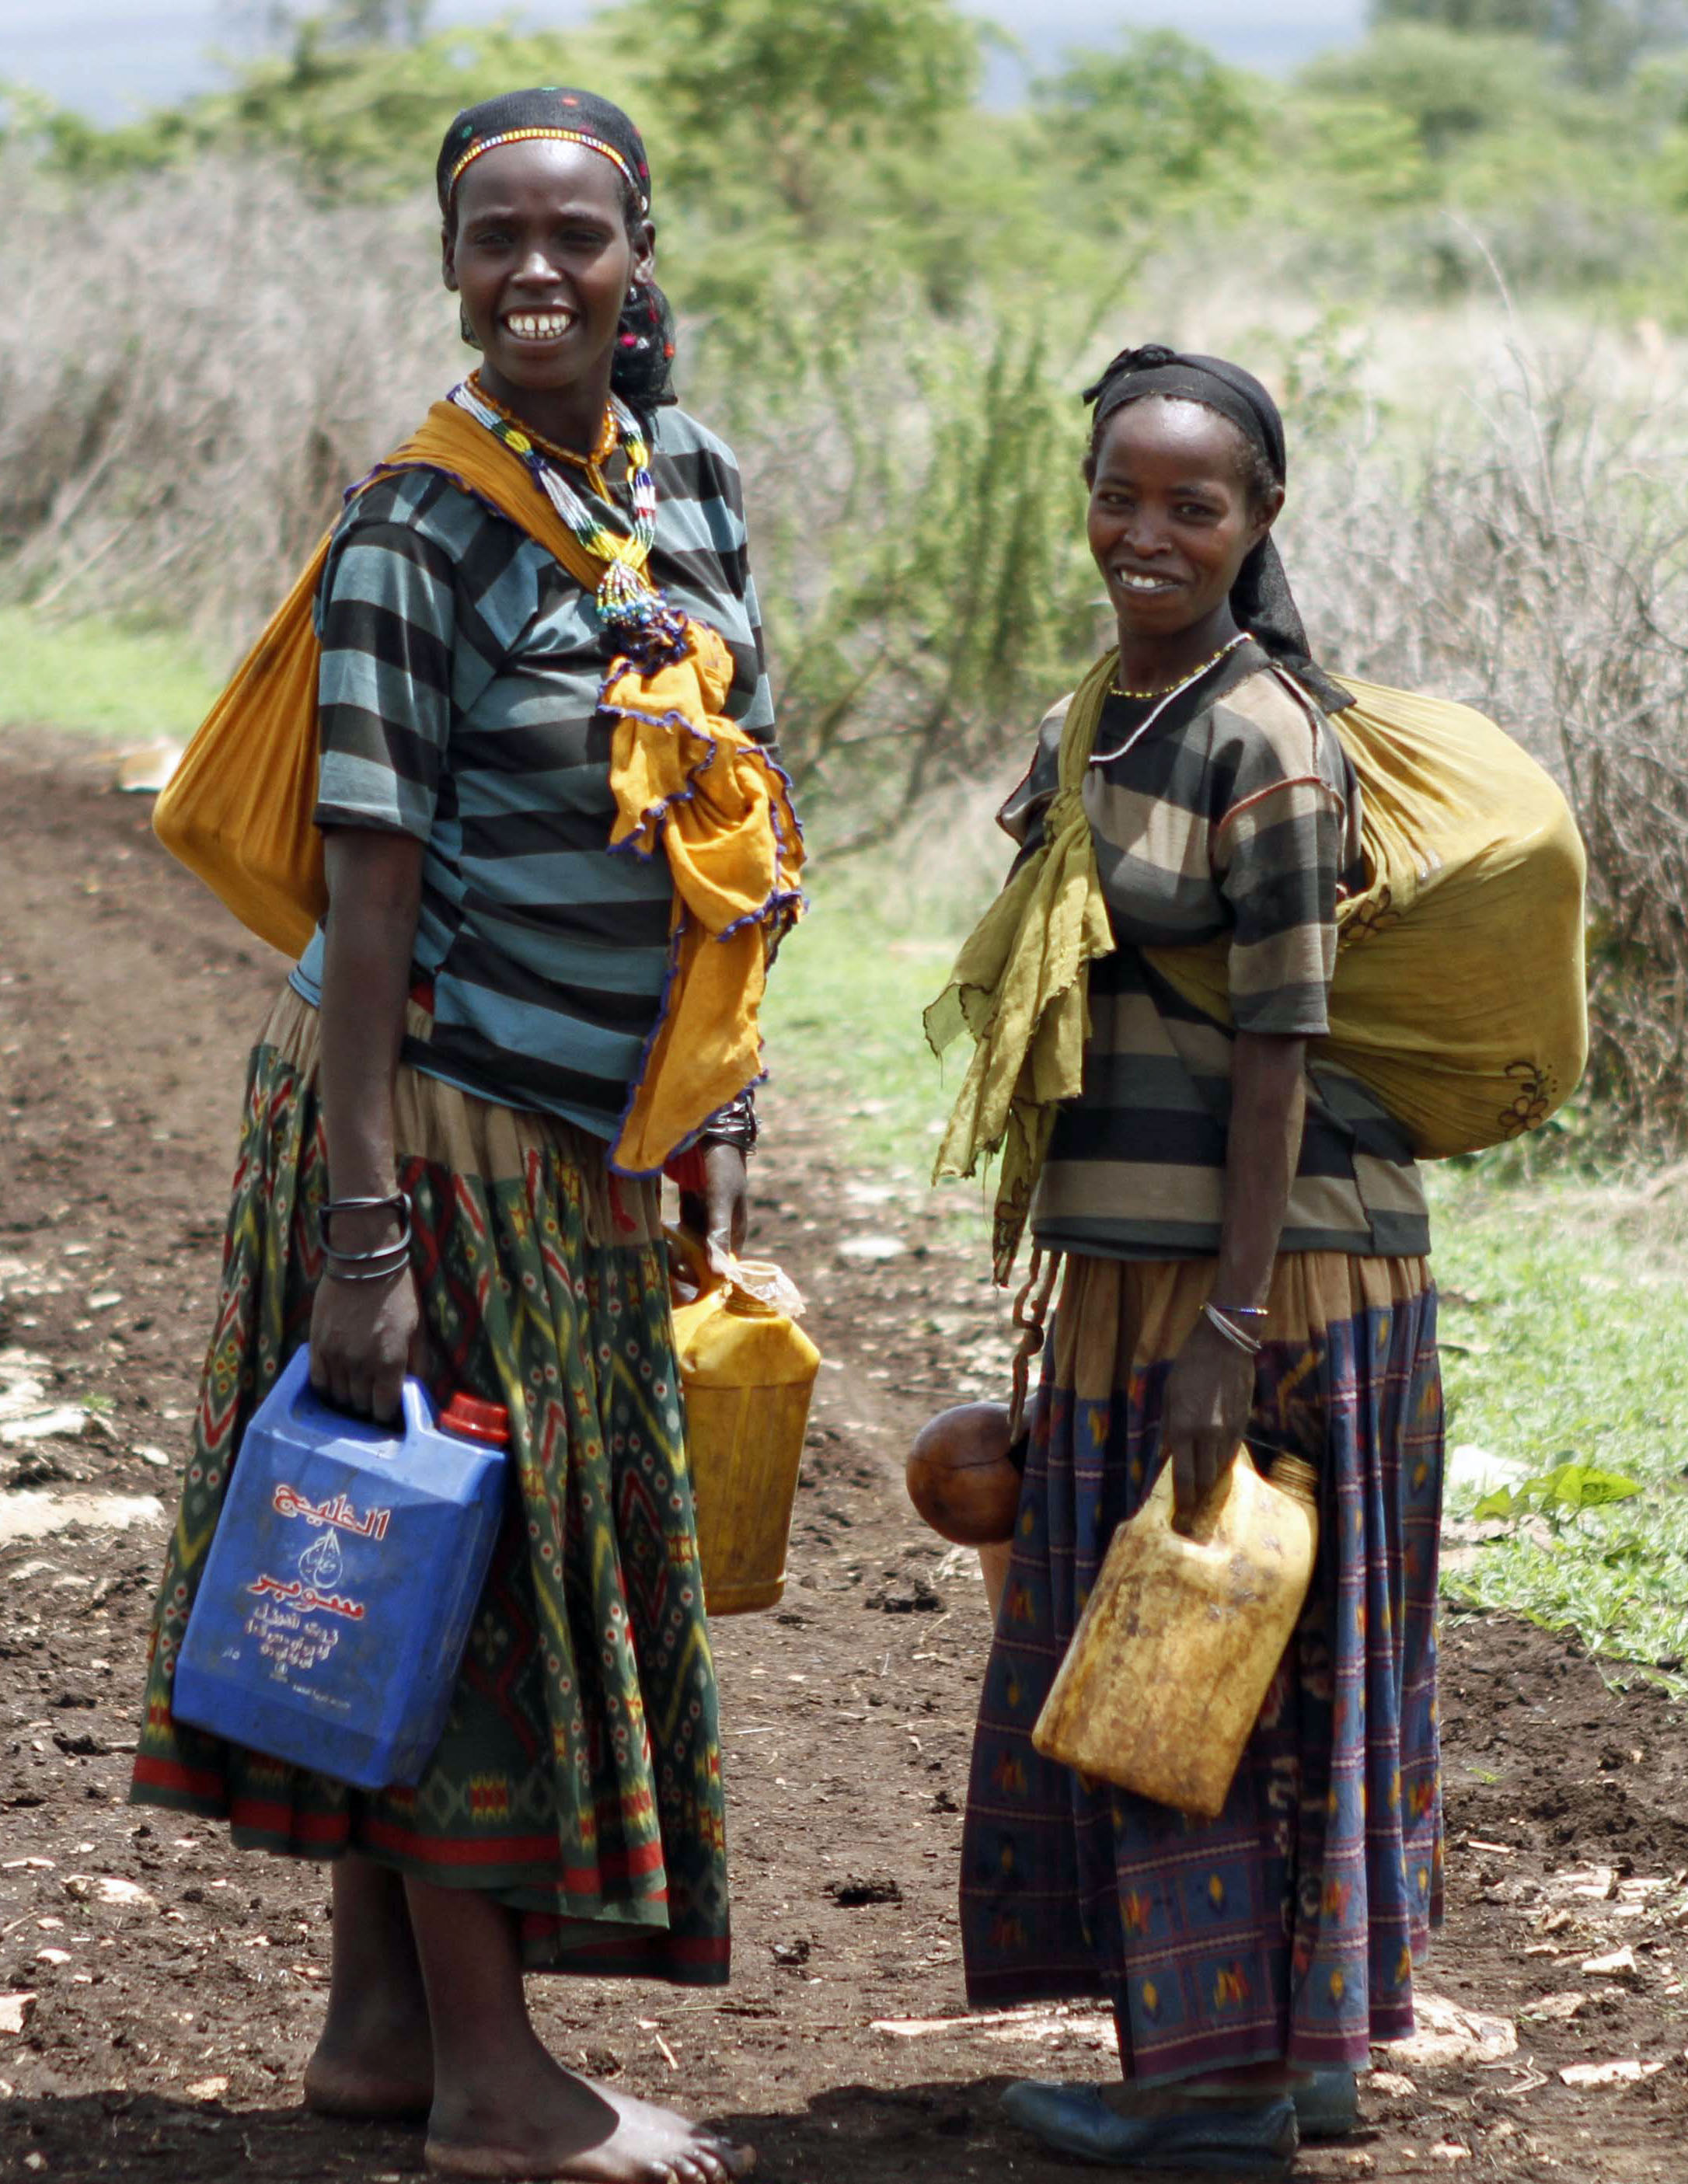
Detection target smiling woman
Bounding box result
[130,84,790,2184]
[928,346,1445,2177]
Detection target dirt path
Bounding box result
[2,731,1686,2181]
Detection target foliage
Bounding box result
[762,313,1104,843]
[619,0,981,218]
[1473,1460,1643,1523]
[1373,0,1688,85]
[1305,26,1559,162]
[1031,31,1264,228]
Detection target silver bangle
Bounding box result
[1202,1301,1262,1356]
[324,1254,410,1286]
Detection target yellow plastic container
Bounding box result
[1032,1450,1319,1819]
[668,1231,821,1616]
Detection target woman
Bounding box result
[131,89,786,2184]
[933,347,1443,2175]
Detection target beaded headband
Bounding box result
[446,127,648,212]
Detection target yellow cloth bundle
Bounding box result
[153,400,802,1176]
[928,659,1589,1282]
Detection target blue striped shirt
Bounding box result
[290,403,774,1138]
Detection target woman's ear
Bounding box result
[1248,482,1285,551]
[441,223,459,295]
[634,217,657,287]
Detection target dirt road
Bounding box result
[2,731,1686,2180]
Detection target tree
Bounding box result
[1032,30,1264,224]
[1371,0,1688,84]
[618,0,982,218]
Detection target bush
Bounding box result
[1282,342,1688,1153]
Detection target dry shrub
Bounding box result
[1285,351,1688,1154]
[0,154,456,660]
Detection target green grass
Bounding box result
[0,605,221,741]
[1428,1170,1688,1677]
[768,877,1688,1683]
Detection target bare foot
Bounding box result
[303,1854,434,2120]
[425,2053,755,2182]
[304,2022,434,2121]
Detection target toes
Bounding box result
[692,2141,755,2181]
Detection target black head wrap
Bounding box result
[438,88,677,413]
[1082,344,1349,713]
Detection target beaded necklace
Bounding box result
[466,371,619,481]
[449,375,686,656]
[1090,630,1254,769]
[1109,630,1252,701]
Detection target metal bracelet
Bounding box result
[1202,1301,1262,1356]
[323,1254,411,1286]
[695,1091,759,1157]
[1211,1302,1268,1320]
[320,1191,413,1264]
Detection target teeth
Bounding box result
[506,312,574,340]
[1120,573,1173,591]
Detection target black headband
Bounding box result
[1083,344,1349,713]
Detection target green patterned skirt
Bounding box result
[131,989,728,1983]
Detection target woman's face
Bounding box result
[1086,398,1282,644]
[442,139,654,407]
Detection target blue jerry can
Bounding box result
[173,1347,509,1791]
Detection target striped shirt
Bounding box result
[1013,640,1429,1260]
[289,403,774,1138]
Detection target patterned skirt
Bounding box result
[131,989,728,1984]
[961,1252,1443,2081]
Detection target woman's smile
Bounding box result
[1109,564,1184,596]
[501,306,578,345]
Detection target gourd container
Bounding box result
[668,1230,819,1615]
[172,1347,508,1790]
[1032,1450,1320,1819]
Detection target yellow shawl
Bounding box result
[924,651,1115,1284]
[153,400,803,1177]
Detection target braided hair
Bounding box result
[438,88,678,413]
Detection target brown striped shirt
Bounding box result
[1007,640,1429,1260]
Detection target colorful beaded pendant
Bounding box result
[449,376,687,659]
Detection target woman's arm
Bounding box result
[1161,1028,1306,1525]
[308,829,426,1422]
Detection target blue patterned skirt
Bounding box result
[961,1251,1444,2082]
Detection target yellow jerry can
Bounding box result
[668,1229,821,1616]
[1033,1451,1320,1819]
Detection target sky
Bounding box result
[0,1,1369,124]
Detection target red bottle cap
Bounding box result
[441,1394,511,1446]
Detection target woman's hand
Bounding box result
[309,1261,424,1424]
[1161,1315,1257,1529]
[680,1142,749,1276]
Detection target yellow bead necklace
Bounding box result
[1110,630,1252,702]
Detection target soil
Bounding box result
[2,729,1687,2182]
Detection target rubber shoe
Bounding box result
[1296,2067,1360,2140]
[1000,2081,1298,2175]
